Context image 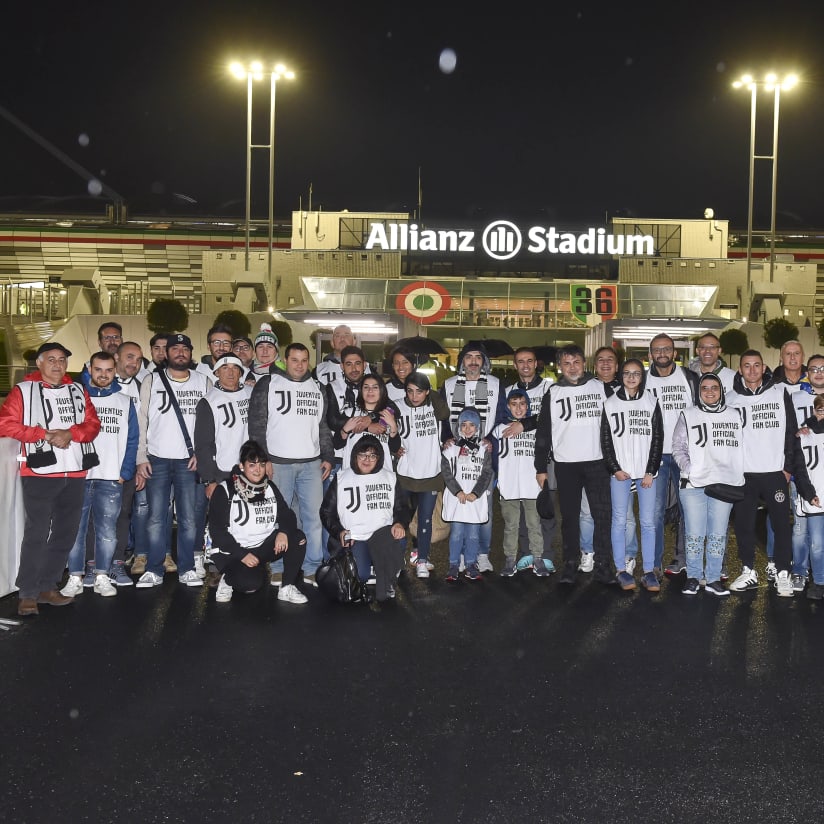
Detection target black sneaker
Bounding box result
[807,582,824,601]
[682,578,700,595]
[704,580,730,597]
[664,562,686,577]
[559,561,578,585]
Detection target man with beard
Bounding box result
[534,344,614,586]
[645,334,698,577]
[135,334,212,589]
[441,342,501,573]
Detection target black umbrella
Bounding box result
[393,335,447,357]
[466,338,514,359]
[532,345,557,364]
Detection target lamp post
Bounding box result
[229,61,295,308]
[732,72,797,313]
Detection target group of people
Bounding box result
[4,318,824,618]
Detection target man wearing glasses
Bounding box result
[689,333,736,393]
[196,324,234,379]
[97,323,123,356]
[645,333,699,577]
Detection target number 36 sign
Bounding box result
[570,284,617,326]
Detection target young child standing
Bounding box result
[441,408,494,581]
[492,388,547,577]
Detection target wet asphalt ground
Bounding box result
[2,508,824,824]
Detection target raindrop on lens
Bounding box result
[87,179,103,196]
[439,48,457,75]
[78,133,90,147]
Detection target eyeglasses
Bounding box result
[623,371,643,379]
[358,453,379,462]
[651,347,673,355]
[808,366,824,374]
[211,340,233,349]
[101,335,122,342]
[233,344,251,352]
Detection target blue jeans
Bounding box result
[804,515,824,584]
[146,456,197,575]
[321,463,341,561]
[449,521,480,567]
[581,488,638,555]
[766,482,809,573]
[67,479,124,574]
[680,486,732,583]
[610,476,656,572]
[271,460,323,575]
[350,540,373,583]
[653,454,681,569]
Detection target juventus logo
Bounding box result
[218,403,237,427]
[274,391,292,414]
[556,397,572,422]
[610,412,625,438]
[691,422,708,448]
[738,407,747,428]
[398,415,411,439]
[43,398,54,427]
[498,438,510,459]
[157,390,172,414]
[344,487,362,512]
[799,405,813,424]
[804,444,820,471]
[232,499,250,526]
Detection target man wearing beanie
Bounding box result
[253,323,281,376]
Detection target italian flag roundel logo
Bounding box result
[395,281,451,324]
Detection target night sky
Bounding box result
[3,0,824,228]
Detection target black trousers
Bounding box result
[734,471,791,572]
[214,530,306,592]
[555,460,612,567]
[17,476,86,598]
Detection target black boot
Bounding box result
[559,560,578,585]
[593,560,616,585]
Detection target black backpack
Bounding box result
[315,549,366,604]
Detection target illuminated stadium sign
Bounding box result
[365,221,655,260]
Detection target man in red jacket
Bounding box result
[0,342,100,616]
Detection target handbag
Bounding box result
[704,483,745,504]
[315,548,366,604]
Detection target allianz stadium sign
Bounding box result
[364,221,655,261]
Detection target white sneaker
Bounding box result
[278,584,308,604]
[178,569,204,587]
[416,561,430,579]
[477,554,494,573]
[765,561,777,581]
[775,570,794,597]
[60,575,84,598]
[136,571,163,588]
[625,556,636,576]
[93,573,117,597]
[579,552,595,573]
[194,553,206,579]
[215,574,233,603]
[729,566,758,591]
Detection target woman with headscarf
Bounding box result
[601,358,664,591]
[672,373,744,596]
[320,434,410,603]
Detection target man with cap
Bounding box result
[194,354,252,497]
[135,334,212,588]
[252,323,282,376]
[440,341,501,572]
[0,341,101,616]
